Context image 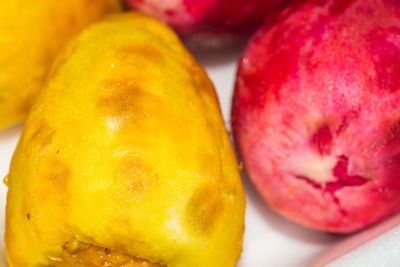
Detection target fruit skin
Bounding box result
[232,0,400,233]
[0,0,120,130]
[5,12,245,267]
[125,0,291,49]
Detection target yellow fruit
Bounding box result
[0,0,120,129]
[5,12,245,267]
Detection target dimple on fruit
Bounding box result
[232,0,400,233]
[0,0,120,129]
[125,0,292,49]
[6,12,245,266]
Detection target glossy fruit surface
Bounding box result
[233,0,400,233]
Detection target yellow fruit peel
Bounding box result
[0,0,120,129]
[5,12,245,267]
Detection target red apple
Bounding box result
[124,0,291,49]
[232,0,400,233]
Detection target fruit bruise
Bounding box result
[233,0,400,232]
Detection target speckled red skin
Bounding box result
[125,0,292,49]
[232,0,400,233]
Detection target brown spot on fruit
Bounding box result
[35,157,72,203]
[118,44,165,66]
[26,121,55,153]
[188,62,217,100]
[97,79,163,130]
[186,184,225,234]
[115,156,157,196]
[97,79,148,115]
[23,157,72,236]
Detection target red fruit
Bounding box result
[124,0,291,49]
[232,0,400,233]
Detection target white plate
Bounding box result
[0,45,345,267]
